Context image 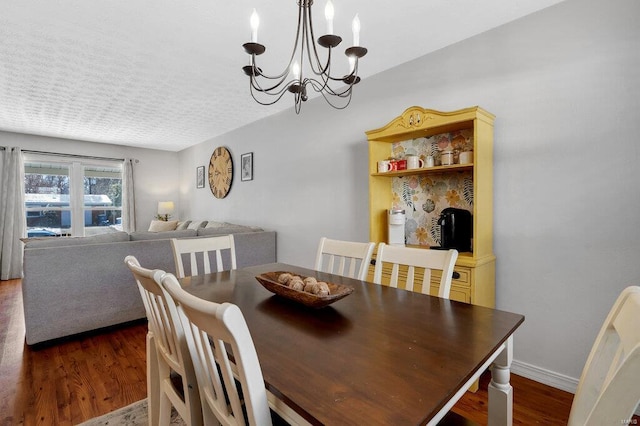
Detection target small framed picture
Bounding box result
[196,166,205,188]
[241,152,253,181]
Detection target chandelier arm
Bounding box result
[306,65,333,94]
[250,71,294,93]
[307,60,360,96]
[325,58,359,82]
[306,40,332,78]
[251,75,300,97]
[250,80,295,106]
[305,4,325,76]
[249,63,290,81]
[299,55,361,97]
[306,77,353,98]
[318,85,354,109]
[304,43,337,93]
[306,37,351,83]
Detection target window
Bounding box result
[24,155,123,237]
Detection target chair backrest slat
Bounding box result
[372,243,458,299]
[315,237,376,280]
[569,286,640,426]
[171,235,237,278]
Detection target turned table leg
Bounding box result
[488,336,513,426]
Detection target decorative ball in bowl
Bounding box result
[255,271,354,308]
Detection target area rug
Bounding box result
[77,399,185,426]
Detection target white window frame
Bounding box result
[24,153,123,237]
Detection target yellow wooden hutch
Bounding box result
[365,106,495,308]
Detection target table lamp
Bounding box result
[157,201,174,221]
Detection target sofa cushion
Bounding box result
[129,229,197,241]
[148,220,178,232]
[21,231,130,249]
[204,221,227,228]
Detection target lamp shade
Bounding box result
[157,201,175,215]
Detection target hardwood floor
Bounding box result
[1,279,148,425]
[1,278,577,425]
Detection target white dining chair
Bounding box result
[315,237,375,280]
[160,272,273,426]
[372,243,458,298]
[171,235,236,278]
[568,285,640,425]
[124,255,202,426]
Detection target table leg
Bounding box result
[488,336,513,426]
[147,332,159,426]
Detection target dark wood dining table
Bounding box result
[179,262,524,425]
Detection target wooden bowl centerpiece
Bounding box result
[255,271,354,308]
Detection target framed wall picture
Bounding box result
[241,152,253,181]
[196,166,205,188]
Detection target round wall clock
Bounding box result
[208,146,233,199]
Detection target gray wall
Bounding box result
[178,0,640,388]
[3,131,180,231]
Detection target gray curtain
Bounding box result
[0,147,26,280]
[122,158,136,233]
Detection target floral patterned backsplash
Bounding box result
[390,130,474,247]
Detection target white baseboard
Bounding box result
[511,359,578,394]
[511,359,640,416]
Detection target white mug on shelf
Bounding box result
[425,156,435,167]
[441,151,454,166]
[406,155,424,169]
[377,160,392,173]
[459,151,473,164]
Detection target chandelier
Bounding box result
[242,0,368,113]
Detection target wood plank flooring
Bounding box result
[1,278,577,425]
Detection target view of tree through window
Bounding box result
[24,156,123,237]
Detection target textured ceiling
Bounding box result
[0,0,565,152]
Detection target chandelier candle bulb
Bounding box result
[325,0,334,35]
[292,61,301,80]
[352,14,360,46]
[250,9,259,43]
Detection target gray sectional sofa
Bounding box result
[21,223,276,345]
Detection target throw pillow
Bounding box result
[187,220,208,230]
[148,220,178,232]
[176,220,192,230]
